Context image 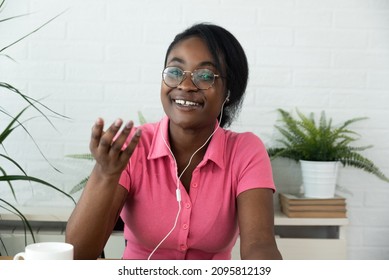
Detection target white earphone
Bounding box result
[225,90,230,102]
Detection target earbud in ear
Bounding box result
[226,90,231,102]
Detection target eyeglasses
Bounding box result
[162,66,220,90]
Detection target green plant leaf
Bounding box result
[0,175,76,204]
[0,13,30,23]
[69,176,89,194]
[0,198,36,244]
[66,153,94,161]
[0,9,68,54]
[340,151,389,183]
[0,166,17,201]
[0,53,17,62]
[0,105,62,172]
[138,111,147,125]
[0,105,28,144]
[0,82,70,130]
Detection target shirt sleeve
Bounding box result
[235,132,276,197]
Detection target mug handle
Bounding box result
[13,252,26,260]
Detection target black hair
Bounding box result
[164,23,249,128]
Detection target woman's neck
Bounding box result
[168,121,217,156]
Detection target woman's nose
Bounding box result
[178,74,198,91]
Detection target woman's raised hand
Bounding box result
[89,118,141,178]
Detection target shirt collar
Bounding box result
[148,116,226,169]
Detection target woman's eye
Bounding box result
[199,72,213,81]
[168,68,182,77]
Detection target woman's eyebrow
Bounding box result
[198,61,217,68]
[167,57,217,68]
[167,57,185,65]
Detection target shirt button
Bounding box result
[185,203,191,209]
[183,224,189,230]
[192,183,198,188]
[180,244,188,251]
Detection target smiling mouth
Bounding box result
[174,99,201,107]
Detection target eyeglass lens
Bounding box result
[162,67,216,90]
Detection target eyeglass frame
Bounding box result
[162,66,223,90]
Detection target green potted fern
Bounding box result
[268,108,389,198]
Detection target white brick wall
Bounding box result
[1,0,389,259]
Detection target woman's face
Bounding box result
[161,36,226,132]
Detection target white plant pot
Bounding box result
[300,160,339,198]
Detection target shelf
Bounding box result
[275,211,349,226]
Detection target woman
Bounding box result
[65,23,282,260]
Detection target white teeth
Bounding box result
[174,99,200,106]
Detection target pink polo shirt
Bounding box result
[119,116,275,260]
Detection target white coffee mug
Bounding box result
[13,242,74,260]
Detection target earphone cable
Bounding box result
[147,98,227,260]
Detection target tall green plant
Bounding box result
[268,108,389,183]
[0,0,74,253]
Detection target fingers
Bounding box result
[90,118,141,158]
[99,118,124,154]
[108,120,135,155]
[88,118,142,177]
[121,128,142,159]
[90,118,105,152]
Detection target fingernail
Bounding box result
[114,119,122,127]
[135,128,142,137]
[95,118,103,125]
[125,121,134,129]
